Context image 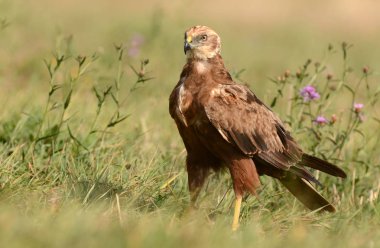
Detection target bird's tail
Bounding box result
[254,154,346,212]
[279,173,336,212]
[301,154,347,178]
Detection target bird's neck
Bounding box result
[186,54,226,74]
[182,54,233,87]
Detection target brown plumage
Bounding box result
[169,25,347,230]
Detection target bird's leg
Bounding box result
[228,158,259,231]
[232,195,242,231]
[187,163,210,208]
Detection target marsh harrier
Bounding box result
[169,25,346,231]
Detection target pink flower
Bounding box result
[128,34,145,57]
[353,103,364,113]
[300,85,320,102]
[314,116,328,125]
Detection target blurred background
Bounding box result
[1,0,380,131]
[0,1,379,247]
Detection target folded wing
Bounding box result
[205,83,302,170]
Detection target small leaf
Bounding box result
[93,87,102,102]
[104,86,112,96]
[142,59,149,66]
[49,84,62,96]
[110,92,119,105]
[343,84,354,95]
[64,90,73,109]
[129,64,139,76]
[270,97,277,107]
[76,55,86,67]
[44,59,53,78]
[137,76,155,83]
[68,125,89,151]
[277,89,283,97]
[267,77,279,85]
[107,115,130,127]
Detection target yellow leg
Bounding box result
[232,195,242,231]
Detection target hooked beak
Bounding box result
[184,42,191,54]
[184,35,192,54]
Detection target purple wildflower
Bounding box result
[300,85,320,102]
[128,47,140,57]
[314,116,328,125]
[128,34,145,58]
[353,103,364,113]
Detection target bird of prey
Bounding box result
[169,25,346,231]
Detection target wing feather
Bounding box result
[205,84,301,169]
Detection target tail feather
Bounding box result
[301,154,347,178]
[289,166,322,187]
[279,173,336,212]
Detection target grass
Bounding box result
[0,0,380,247]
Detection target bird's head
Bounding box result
[184,25,221,60]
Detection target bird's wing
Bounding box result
[204,83,301,170]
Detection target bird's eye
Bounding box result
[200,35,207,41]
